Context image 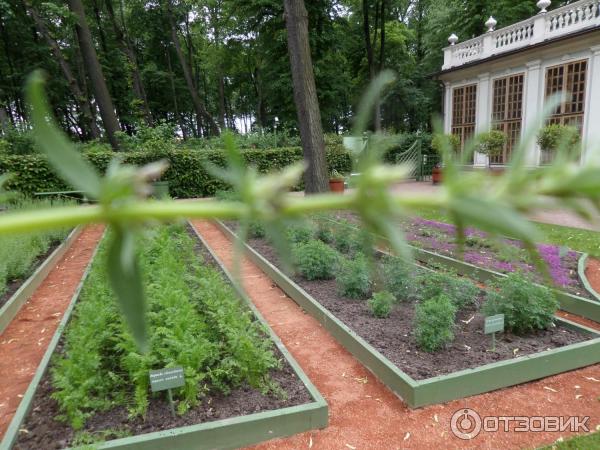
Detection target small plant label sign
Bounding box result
[149,367,185,417]
[484,314,505,335]
[484,314,505,351]
[149,367,185,392]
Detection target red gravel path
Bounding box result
[0,225,104,440]
[191,220,600,450]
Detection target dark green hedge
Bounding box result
[0,146,352,198]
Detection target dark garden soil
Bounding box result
[13,227,312,450]
[333,211,592,300]
[0,239,63,310]
[246,236,590,381]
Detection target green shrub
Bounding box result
[418,271,479,309]
[331,221,372,255]
[292,239,339,280]
[537,124,580,153]
[286,222,315,244]
[336,253,371,299]
[482,272,559,334]
[0,146,352,198]
[381,255,415,301]
[431,133,460,154]
[248,220,266,239]
[314,219,334,244]
[476,130,506,163]
[368,291,395,318]
[414,294,457,352]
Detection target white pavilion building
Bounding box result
[439,0,600,166]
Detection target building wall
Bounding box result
[441,36,600,167]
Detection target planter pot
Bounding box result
[431,167,442,185]
[329,179,345,193]
[152,181,170,199]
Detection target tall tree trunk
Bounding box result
[105,0,153,126]
[363,0,384,130]
[68,0,121,149]
[218,73,226,130]
[24,0,100,139]
[165,44,188,139]
[283,0,328,194]
[0,103,10,133]
[167,2,219,136]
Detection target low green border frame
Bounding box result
[215,220,600,408]
[0,226,83,335]
[1,228,327,450]
[579,254,600,302]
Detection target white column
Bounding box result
[474,73,490,166]
[523,60,543,166]
[584,46,600,165]
[443,82,452,135]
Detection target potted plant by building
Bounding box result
[537,124,581,165]
[476,130,507,170]
[430,134,460,184]
[329,169,345,193]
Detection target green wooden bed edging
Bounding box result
[0,226,83,335]
[579,253,600,303]
[214,220,600,409]
[0,228,327,450]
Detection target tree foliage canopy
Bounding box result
[0,0,570,141]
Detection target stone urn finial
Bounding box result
[485,16,497,32]
[537,0,551,13]
[448,33,459,46]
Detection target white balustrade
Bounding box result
[442,0,600,70]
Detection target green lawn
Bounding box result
[408,206,600,256]
[538,431,600,449]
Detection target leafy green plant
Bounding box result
[380,255,415,301]
[482,272,559,334]
[248,220,266,238]
[330,169,344,180]
[431,133,460,154]
[292,239,339,280]
[476,130,506,166]
[313,218,334,244]
[414,294,457,352]
[418,271,479,310]
[285,222,316,244]
[336,253,371,299]
[537,124,580,154]
[368,291,395,318]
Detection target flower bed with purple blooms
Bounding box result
[403,218,588,298]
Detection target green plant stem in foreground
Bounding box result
[0,193,445,236]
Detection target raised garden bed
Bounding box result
[1,225,326,450]
[320,214,600,323]
[0,227,81,335]
[216,220,600,408]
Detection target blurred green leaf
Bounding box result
[107,227,147,353]
[25,71,101,198]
